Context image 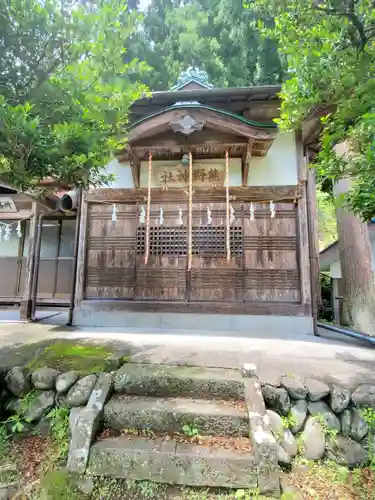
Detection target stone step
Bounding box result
[87,436,258,489]
[113,363,244,400]
[103,395,248,436]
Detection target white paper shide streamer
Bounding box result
[140,206,146,224]
[230,204,235,224]
[159,208,164,226]
[207,207,212,225]
[0,220,24,244]
[4,224,11,241]
[112,204,117,223]
[270,200,275,219]
[250,202,255,221]
[178,208,183,226]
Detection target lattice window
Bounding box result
[137,226,242,256]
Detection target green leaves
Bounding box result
[251,0,375,220]
[0,0,147,191]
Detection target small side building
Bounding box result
[0,183,77,318]
[320,221,375,324]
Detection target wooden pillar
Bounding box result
[74,191,88,305]
[20,202,39,320]
[295,131,312,315]
[306,168,319,334]
[30,214,43,320]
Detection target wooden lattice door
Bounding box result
[135,203,187,300]
[243,202,300,302]
[189,202,244,302]
[85,204,137,299]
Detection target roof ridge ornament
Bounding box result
[171,67,214,91]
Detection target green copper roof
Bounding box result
[129,103,277,131]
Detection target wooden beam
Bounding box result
[242,140,252,187]
[131,130,248,148]
[20,202,39,320]
[128,146,141,188]
[128,108,278,143]
[74,191,88,305]
[87,185,298,204]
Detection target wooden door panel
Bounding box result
[85,204,136,299]
[190,202,243,302]
[135,203,187,300]
[243,202,300,302]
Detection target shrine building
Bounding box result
[72,69,319,334]
[0,69,319,333]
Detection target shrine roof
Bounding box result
[129,85,281,121]
[128,102,278,132]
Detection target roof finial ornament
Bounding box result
[171,66,214,91]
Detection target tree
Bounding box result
[251,0,375,333]
[0,0,147,192]
[316,187,337,250]
[124,0,285,90]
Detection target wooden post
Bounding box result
[295,131,312,315]
[20,202,39,320]
[68,190,82,325]
[31,214,43,320]
[306,168,319,334]
[74,191,88,305]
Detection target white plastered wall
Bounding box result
[102,131,298,189]
[247,131,298,186]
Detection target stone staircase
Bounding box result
[73,363,280,495]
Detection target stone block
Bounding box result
[5,367,30,397]
[305,378,330,402]
[103,394,248,436]
[69,407,85,431]
[87,373,113,412]
[244,379,280,496]
[56,371,80,394]
[31,367,59,390]
[114,363,244,400]
[67,408,101,474]
[330,385,351,413]
[281,376,307,400]
[352,384,375,407]
[24,390,55,422]
[87,436,258,489]
[262,385,290,416]
[66,374,97,408]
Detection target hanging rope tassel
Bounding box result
[225,149,230,261]
[188,152,193,271]
[16,221,22,238]
[144,151,153,265]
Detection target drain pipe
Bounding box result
[67,189,82,326]
[317,321,375,346]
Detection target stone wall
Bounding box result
[261,376,375,468]
[0,358,122,433]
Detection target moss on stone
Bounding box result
[27,341,115,373]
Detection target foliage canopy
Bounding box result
[249,0,375,220]
[0,0,147,192]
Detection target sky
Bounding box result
[139,0,150,11]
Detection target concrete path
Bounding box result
[0,309,374,390]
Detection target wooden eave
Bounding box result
[88,185,298,204]
[118,104,278,188]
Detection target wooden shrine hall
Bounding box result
[73,69,318,334]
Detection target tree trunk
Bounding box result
[333,178,375,334]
